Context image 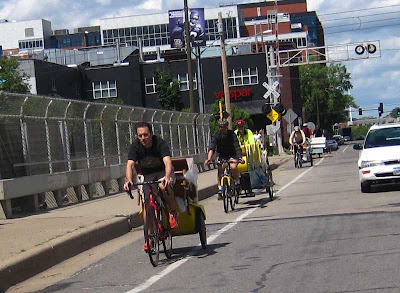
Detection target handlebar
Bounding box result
[126,180,164,199]
[217,159,240,164]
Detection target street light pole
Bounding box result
[218,12,232,129]
[184,0,195,113]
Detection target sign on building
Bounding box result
[168,8,206,49]
[0,46,2,57]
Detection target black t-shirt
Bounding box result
[128,135,171,175]
[208,129,242,158]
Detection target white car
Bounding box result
[354,123,400,193]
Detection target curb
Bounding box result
[0,182,218,292]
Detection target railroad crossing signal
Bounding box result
[266,109,279,122]
[262,81,280,101]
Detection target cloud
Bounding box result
[96,0,112,5]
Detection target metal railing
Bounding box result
[0,92,211,179]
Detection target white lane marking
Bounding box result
[126,158,325,293]
[342,145,350,153]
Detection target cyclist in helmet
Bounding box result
[234,119,255,148]
[205,119,243,199]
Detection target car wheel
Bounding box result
[361,181,371,193]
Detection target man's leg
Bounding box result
[217,164,224,199]
[230,162,240,185]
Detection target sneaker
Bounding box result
[143,238,153,252]
[217,192,223,200]
[169,211,178,229]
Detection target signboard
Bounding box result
[0,46,2,57]
[262,81,280,100]
[266,109,279,122]
[283,108,298,123]
[169,8,206,49]
[214,88,251,100]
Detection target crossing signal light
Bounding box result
[378,103,383,116]
[358,108,362,115]
[355,43,377,55]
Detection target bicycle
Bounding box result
[293,143,303,168]
[218,159,240,213]
[126,179,172,267]
[264,155,275,201]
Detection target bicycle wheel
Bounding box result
[162,210,172,259]
[266,172,275,201]
[146,207,160,267]
[229,181,236,210]
[222,178,229,213]
[197,211,207,249]
[298,153,303,168]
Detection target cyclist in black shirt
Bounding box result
[124,122,178,250]
[205,119,243,199]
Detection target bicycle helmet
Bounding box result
[236,119,245,126]
[218,119,229,127]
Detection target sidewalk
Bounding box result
[0,155,290,292]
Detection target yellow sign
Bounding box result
[266,109,279,122]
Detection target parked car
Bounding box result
[332,135,344,145]
[354,123,400,193]
[356,135,365,141]
[326,139,339,151]
[344,135,351,142]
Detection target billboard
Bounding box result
[168,8,206,49]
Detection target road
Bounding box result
[11,143,400,293]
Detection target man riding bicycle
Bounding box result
[289,125,306,155]
[205,119,243,200]
[123,122,178,251]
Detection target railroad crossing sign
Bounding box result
[262,81,280,100]
[266,108,279,122]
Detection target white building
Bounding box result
[0,19,52,56]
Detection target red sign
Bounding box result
[214,88,251,100]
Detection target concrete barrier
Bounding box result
[0,154,211,219]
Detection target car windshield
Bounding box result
[364,127,400,148]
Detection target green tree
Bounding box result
[300,63,356,131]
[0,57,30,93]
[209,99,254,133]
[154,69,183,111]
[390,107,400,118]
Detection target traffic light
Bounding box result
[262,104,271,115]
[378,103,383,116]
[355,43,377,55]
[358,108,362,115]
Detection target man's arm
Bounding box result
[205,134,217,164]
[289,131,295,145]
[124,160,135,191]
[162,155,173,187]
[232,133,243,159]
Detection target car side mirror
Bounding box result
[353,143,362,150]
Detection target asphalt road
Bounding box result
[13,143,400,293]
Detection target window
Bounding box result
[145,77,156,94]
[25,28,34,37]
[228,67,258,87]
[205,17,237,41]
[102,23,171,47]
[92,81,117,99]
[18,38,44,51]
[176,73,197,91]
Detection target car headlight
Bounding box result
[360,160,385,169]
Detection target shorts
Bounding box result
[141,171,175,199]
[218,155,240,162]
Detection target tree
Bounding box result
[154,69,184,111]
[209,99,254,133]
[0,57,30,93]
[299,63,356,131]
[390,107,400,118]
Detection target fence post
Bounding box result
[44,100,53,173]
[83,104,91,169]
[100,105,108,167]
[64,102,72,171]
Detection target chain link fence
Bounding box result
[0,92,211,180]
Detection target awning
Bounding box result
[205,100,267,115]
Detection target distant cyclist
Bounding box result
[234,119,255,148]
[289,125,306,155]
[123,122,178,250]
[205,119,243,199]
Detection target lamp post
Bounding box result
[183,0,195,113]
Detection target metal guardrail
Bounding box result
[0,92,211,179]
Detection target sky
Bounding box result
[0,0,399,118]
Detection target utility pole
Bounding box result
[196,46,205,113]
[184,0,195,113]
[218,12,232,129]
